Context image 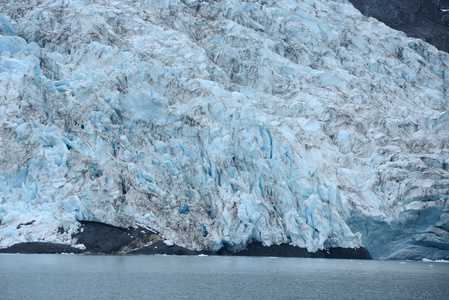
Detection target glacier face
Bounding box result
[0,0,448,259]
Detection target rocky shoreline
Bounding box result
[233,242,372,259]
[0,221,371,259]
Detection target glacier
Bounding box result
[0,0,448,259]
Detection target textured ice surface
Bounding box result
[0,0,448,259]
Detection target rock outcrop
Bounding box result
[349,0,449,52]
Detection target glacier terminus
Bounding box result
[0,0,448,260]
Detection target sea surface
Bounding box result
[1,254,448,299]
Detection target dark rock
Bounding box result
[349,0,422,26]
[57,226,65,234]
[348,0,449,52]
[72,221,155,254]
[16,220,35,229]
[128,240,210,256]
[326,247,372,259]
[233,242,372,259]
[233,242,314,258]
[0,242,83,254]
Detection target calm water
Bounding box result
[1,254,448,299]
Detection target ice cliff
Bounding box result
[0,0,448,259]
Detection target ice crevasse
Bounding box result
[0,0,448,259]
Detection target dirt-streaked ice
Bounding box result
[0,0,448,259]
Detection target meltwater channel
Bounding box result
[1,254,448,299]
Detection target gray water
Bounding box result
[1,255,448,300]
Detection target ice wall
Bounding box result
[0,0,448,259]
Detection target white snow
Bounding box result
[0,0,448,259]
[163,240,174,247]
